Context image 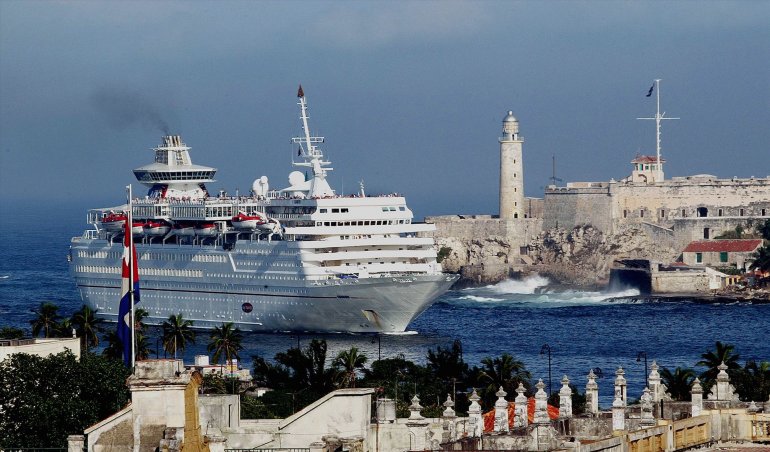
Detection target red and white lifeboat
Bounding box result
[231,212,266,230]
[195,222,218,237]
[143,220,171,236]
[173,222,195,237]
[131,221,145,236]
[101,212,127,233]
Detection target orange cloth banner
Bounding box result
[482,398,559,432]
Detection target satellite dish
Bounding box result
[252,175,269,196]
[288,171,305,187]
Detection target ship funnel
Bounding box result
[162,135,184,147]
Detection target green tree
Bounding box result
[733,360,770,402]
[333,347,368,388]
[134,308,149,333]
[750,245,770,273]
[29,302,61,338]
[207,322,244,366]
[101,330,124,361]
[71,305,103,351]
[426,339,468,388]
[162,314,196,358]
[0,351,130,448]
[476,353,531,407]
[660,366,696,401]
[696,341,741,384]
[135,331,152,361]
[0,326,25,339]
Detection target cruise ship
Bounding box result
[69,88,458,333]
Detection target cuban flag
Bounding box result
[117,218,140,366]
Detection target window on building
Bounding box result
[660,209,665,218]
[704,228,710,239]
[718,209,723,217]
[763,209,767,216]
[640,210,644,218]
[720,252,728,263]
[682,209,687,217]
[696,253,702,263]
[623,210,628,219]
[697,207,708,217]
[740,209,745,216]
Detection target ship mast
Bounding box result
[637,79,679,182]
[291,85,335,197]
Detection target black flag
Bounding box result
[646,83,654,97]
[298,85,304,98]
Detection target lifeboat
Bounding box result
[231,212,266,230]
[173,222,195,237]
[143,220,171,236]
[131,221,145,236]
[101,212,127,233]
[195,222,218,237]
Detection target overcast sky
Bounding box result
[1,0,768,217]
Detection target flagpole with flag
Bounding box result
[637,79,679,183]
[118,184,140,368]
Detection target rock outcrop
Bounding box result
[436,224,680,287]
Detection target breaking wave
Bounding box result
[451,275,641,307]
[480,275,551,294]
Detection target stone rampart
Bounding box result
[425,216,543,284]
[544,177,770,235]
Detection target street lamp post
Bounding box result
[540,344,552,396]
[371,334,382,361]
[637,351,648,386]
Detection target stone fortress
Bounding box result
[426,103,770,288]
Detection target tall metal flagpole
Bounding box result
[127,184,136,369]
[637,79,679,182]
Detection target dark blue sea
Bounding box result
[1,200,769,405]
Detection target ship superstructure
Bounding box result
[69,88,457,333]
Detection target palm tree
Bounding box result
[71,305,103,351]
[102,330,124,361]
[135,331,152,361]
[207,322,244,368]
[29,302,61,338]
[696,341,741,384]
[162,314,196,358]
[333,347,368,388]
[53,317,74,338]
[477,353,532,404]
[750,245,770,272]
[659,366,696,401]
[733,360,770,402]
[134,308,149,333]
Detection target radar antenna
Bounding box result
[637,79,679,182]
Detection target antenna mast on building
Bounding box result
[549,154,563,186]
[637,79,678,182]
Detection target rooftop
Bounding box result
[683,239,763,253]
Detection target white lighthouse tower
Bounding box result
[499,111,525,219]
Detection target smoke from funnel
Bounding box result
[90,87,174,134]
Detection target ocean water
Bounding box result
[1,200,769,405]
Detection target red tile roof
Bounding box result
[683,239,763,253]
[631,155,666,164]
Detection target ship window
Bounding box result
[332,208,340,213]
[382,207,388,212]
[364,221,370,225]
[319,209,327,213]
[389,207,397,211]
[324,222,330,226]
[399,207,406,211]
[341,208,349,213]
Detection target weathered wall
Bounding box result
[544,177,770,236]
[425,216,543,284]
[650,267,721,293]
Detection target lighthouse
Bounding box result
[499,111,524,219]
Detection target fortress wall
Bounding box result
[543,186,613,232]
[545,178,770,235]
[426,216,543,248]
[612,179,770,225]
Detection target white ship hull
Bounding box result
[69,238,457,333]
